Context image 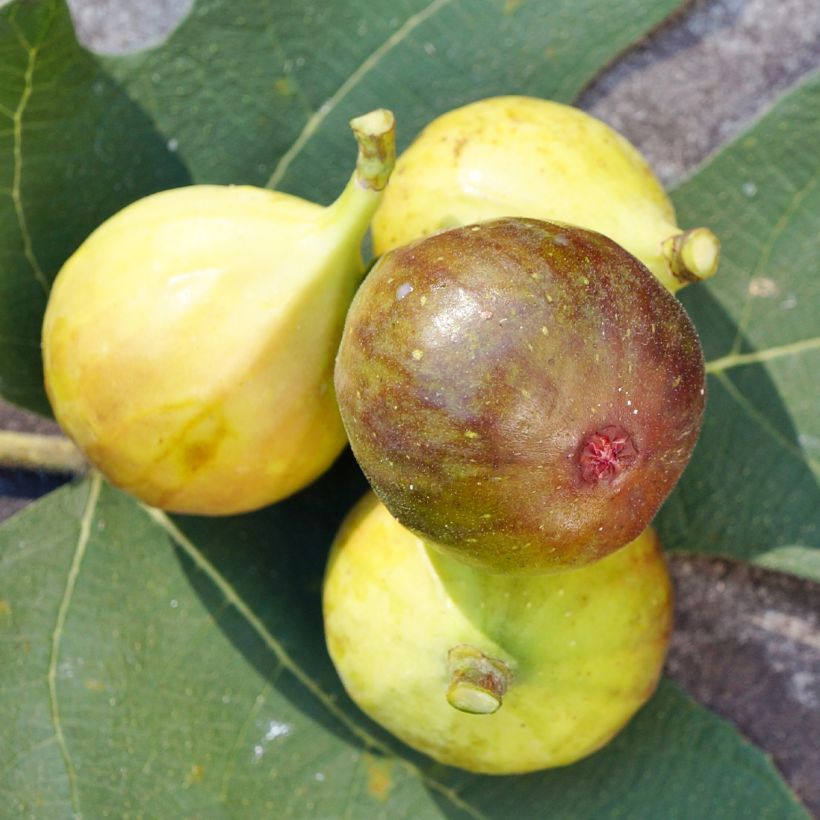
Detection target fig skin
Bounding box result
[42,111,395,515]
[323,492,673,774]
[373,96,719,293]
[335,218,705,573]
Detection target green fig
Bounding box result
[42,110,395,515]
[373,96,719,293]
[335,218,705,573]
[323,492,672,774]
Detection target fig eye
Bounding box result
[579,426,637,484]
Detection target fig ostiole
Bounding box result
[42,109,396,515]
[335,218,706,573]
[323,492,672,774]
[372,96,719,293]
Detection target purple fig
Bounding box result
[335,218,705,573]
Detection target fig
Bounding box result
[42,110,395,515]
[323,492,672,774]
[335,218,705,573]
[373,96,719,293]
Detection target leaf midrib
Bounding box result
[47,472,101,819]
[7,5,50,296]
[706,336,820,375]
[265,0,454,190]
[143,506,487,819]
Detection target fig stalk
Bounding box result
[0,430,86,474]
[350,109,396,191]
[320,109,396,239]
[446,645,512,715]
[661,226,721,288]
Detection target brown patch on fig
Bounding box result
[335,218,705,573]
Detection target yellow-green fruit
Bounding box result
[373,96,718,293]
[42,110,395,514]
[323,493,672,774]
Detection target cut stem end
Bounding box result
[662,227,720,289]
[446,644,511,715]
[350,109,396,192]
[321,110,396,241]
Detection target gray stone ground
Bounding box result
[2,0,819,813]
[583,0,820,183]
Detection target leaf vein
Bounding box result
[711,372,817,472]
[729,171,818,354]
[144,507,487,819]
[8,12,32,51]
[11,38,49,295]
[217,685,269,801]
[0,735,58,783]
[47,472,102,819]
[266,0,453,189]
[705,336,820,375]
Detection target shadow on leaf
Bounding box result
[168,450,440,766]
[0,0,191,416]
[660,284,819,560]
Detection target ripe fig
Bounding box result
[373,96,719,293]
[42,110,395,515]
[323,492,672,774]
[335,218,705,573]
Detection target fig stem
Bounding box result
[661,227,720,291]
[351,109,396,192]
[446,644,512,715]
[319,109,396,249]
[0,430,86,474]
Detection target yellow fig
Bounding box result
[373,97,718,293]
[323,493,672,774]
[42,110,395,514]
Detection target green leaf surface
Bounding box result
[661,73,820,577]
[0,0,817,815]
[754,546,820,582]
[0,471,808,818]
[0,1,190,414]
[0,0,683,414]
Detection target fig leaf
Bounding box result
[0,0,816,816]
[0,472,807,817]
[661,71,820,580]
